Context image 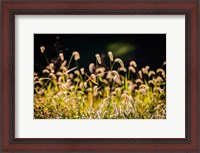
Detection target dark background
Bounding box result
[34,34,166,75]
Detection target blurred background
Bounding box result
[34,34,166,75]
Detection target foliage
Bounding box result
[34,50,166,119]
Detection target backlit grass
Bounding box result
[34,49,166,119]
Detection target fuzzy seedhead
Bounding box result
[40,46,45,53]
[108,51,114,62]
[142,67,146,74]
[72,51,80,61]
[138,70,143,79]
[112,70,120,81]
[148,80,155,85]
[42,69,49,74]
[95,54,102,64]
[90,74,97,82]
[58,76,63,83]
[156,68,165,74]
[56,72,63,76]
[114,58,124,68]
[49,63,54,70]
[80,68,85,75]
[135,78,143,84]
[119,67,127,73]
[49,73,56,80]
[128,66,136,73]
[156,76,164,82]
[59,53,64,61]
[148,71,155,77]
[93,85,98,96]
[163,61,166,66]
[145,66,150,74]
[89,63,95,74]
[130,60,137,68]
[96,67,105,74]
[34,72,38,76]
[74,70,80,76]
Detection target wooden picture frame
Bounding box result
[1,0,199,152]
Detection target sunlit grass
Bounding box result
[34,50,166,119]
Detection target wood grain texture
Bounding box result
[0,0,199,152]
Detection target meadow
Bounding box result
[34,48,166,119]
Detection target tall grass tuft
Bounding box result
[34,51,166,119]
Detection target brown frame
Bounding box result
[0,0,199,152]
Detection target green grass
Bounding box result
[34,51,166,119]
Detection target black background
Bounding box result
[34,34,166,75]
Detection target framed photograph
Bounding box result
[1,0,199,152]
